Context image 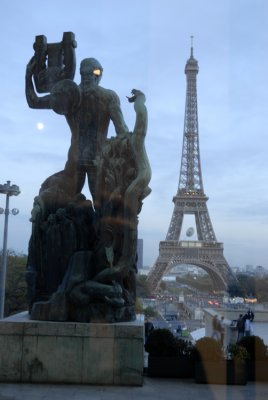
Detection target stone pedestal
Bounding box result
[0,312,144,385]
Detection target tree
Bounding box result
[176,273,213,292]
[227,282,244,297]
[236,274,256,297]
[136,274,150,297]
[135,297,144,314]
[255,276,268,302]
[0,250,28,317]
[143,306,158,318]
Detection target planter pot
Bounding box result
[147,355,194,378]
[247,360,268,381]
[195,360,247,385]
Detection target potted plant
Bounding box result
[145,328,195,378]
[194,337,247,385]
[238,335,268,381]
[227,343,250,362]
[226,343,249,385]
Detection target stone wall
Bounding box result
[0,312,144,385]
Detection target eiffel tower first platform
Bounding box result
[147,42,236,292]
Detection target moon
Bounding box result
[36,122,45,130]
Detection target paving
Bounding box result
[0,378,268,400]
[0,352,268,399]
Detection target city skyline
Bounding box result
[0,0,268,270]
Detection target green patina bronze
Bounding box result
[25,32,151,322]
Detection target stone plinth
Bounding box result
[0,312,144,386]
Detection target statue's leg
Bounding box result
[75,168,87,195]
[86,164,97,204]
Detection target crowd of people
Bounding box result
[236,309,255,342]
[212,309,255,346]
[145,309,255,348]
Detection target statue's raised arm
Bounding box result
[25,57,51,109]
[25,32,77,110]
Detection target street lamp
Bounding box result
[0,180,20,319]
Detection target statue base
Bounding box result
[0,312,144,386]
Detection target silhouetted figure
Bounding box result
[144,318,154,345]
[244,317,253,337]
[236,313,245,342]
[219,316,225,347]
[176,323,182,336]
[211,315,221,341]
[245,309,254,322]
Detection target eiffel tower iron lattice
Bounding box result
[147,44,236,292]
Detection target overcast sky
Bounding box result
[0,0,268,270]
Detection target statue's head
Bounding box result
[80,58,103,85]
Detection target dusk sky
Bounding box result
[0,0,268,270]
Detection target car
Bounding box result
[165,314,178,321]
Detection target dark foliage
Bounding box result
[227,343,250,361]
[228,273,259,298]
[0,250,28,317]
[176,338,195,359]
[136,274,150,297]
[145,328,194,358]
[238,335,268,361]
[145,328,179,357]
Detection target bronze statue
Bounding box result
[25,32,151,323]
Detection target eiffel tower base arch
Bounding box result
[146,240,235,292]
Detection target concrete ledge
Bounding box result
[0,312,144,385]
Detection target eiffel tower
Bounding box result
[147,41,236,292]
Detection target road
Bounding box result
[142,297,204,339]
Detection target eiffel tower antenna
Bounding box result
[146,43,236,292]
[190,35,194,56]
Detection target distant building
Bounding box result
[138,268,149,275]
[169,264,207,277]
[137,238,143,270]
[245,265,254,275]
[255,265,266,276]
[231,266,241,274]
[162,276,176,282]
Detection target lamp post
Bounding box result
[0,180,20,319]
